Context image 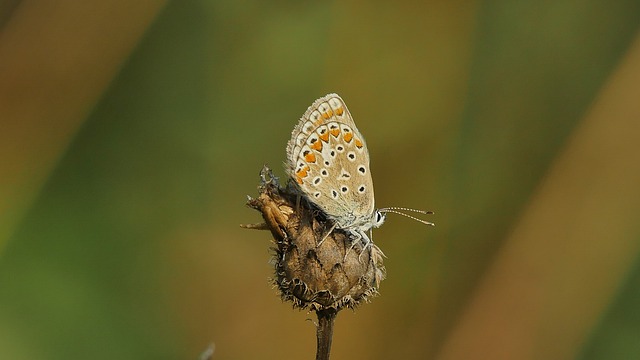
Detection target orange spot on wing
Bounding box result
[330,128,340,137]
[296,167,309,179]
[304,152,316,163]
[296,176,303,184]
[344,132,353,143]
[335,107,344,115]
[319,132,329,142]
[322,109,333,119]
[355,138,363,148]
[311,141,323,151]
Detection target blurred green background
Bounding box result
[1,0,639,359]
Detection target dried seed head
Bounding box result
[244,166,386,311]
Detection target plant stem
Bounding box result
[316,308,337,360]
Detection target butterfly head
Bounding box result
[372,210,387,228]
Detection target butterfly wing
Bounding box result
[286,94,375,229]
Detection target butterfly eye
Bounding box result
[374,211,386,227]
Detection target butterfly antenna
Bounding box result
[381,207,434,215]
[379,207,435,226]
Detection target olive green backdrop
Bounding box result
[1,0,639,359]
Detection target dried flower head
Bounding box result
[244,166,386,311]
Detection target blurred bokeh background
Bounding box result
[1,0,639,359]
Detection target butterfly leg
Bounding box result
[357,230,373,262]
[316,221,337,248]
[343,232,359,261]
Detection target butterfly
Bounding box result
[286,93,433,248]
